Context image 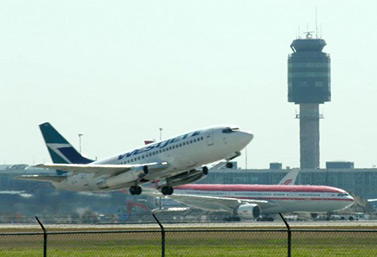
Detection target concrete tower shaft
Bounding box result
[298,104,321,169]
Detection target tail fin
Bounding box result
[39,122,94,164]
[279,168,300,185]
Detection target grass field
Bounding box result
[0,227,376,256]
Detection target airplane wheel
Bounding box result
[226,162,233,169]
[202,166,209,175]
[130,186,142,195]
[161,186,168,195]
[135,186,142,195]
[162,186,174,195]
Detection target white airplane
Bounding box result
[149,169,354,220]
[19,123,253,196]
[153,168,300,211]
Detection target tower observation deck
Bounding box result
[288,32,331,169]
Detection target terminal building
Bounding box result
[200,163,377,200]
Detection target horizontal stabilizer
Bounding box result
[18,175,67,183]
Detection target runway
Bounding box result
[2,220,377,230]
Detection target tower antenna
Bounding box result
[315,8,318,38]
[320,23,323,38]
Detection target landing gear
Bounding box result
[129,185,142,195]
[311,213,318,219]
[256,216,274,222]
[161,186,174,195]
[226,162,233,169]
[223,216,241,222]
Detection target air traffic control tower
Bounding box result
[288,33,331,169]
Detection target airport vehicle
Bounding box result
[20,123,253,196]
[151,169,354,220]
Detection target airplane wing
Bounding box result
[146,190,275,213]
[35,162,169,177]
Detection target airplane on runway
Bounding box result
[149,169,354,220]
[19,123,253,196]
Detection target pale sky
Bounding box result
[1,1,377,169]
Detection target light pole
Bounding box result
[159,128,163,140]
[78,133,84,153]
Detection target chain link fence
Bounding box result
[0,215,377,256]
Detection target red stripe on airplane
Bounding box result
[176,184,347,193]
[229,197,354,202]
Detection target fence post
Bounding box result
[152,213,165,257]
[279,213,291,257]
[35,216,47,257]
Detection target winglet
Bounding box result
[39,122,94,164]
[279,168,300,185]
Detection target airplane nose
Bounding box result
[344,194,355,208]
[242,131,254,143]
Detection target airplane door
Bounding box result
[206,130,214,146]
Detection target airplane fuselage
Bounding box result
[53,126,253,192]
[173,184,354,214]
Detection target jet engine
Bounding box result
[236,203,261,219]
[97,165,148,189]
[158,166,208,189]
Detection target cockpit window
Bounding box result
[337,193,349,197]
[222,127,240,133]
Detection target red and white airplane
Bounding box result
[150,169,355,220]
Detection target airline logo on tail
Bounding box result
[282,179,293,185]
[278,168,300,185]
[40,123,93,164]
[46,143,77,164]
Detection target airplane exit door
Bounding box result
[206,130,214,146]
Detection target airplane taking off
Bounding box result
[150,169,354,220]
[19,123,253,196]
